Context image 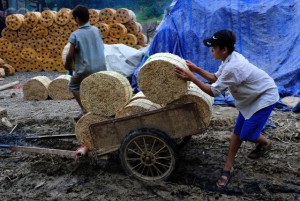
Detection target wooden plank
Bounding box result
[89,102,203,150]
[0,81,19,91]
[0,145,76,158]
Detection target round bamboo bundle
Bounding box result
[48,22,64,37]
[168,83,214,128]
[94,22,110,38]
[27,37,46,49]
[20,48,36,61]
[0,63,15,76]
[54,58,67,72]
[0,58,6,65]
[80,71,133,116]
[88,9,100,25]
[24,12,41,28]
[136,32,147,45]
[103,36,119,44]
[0,68,5,77]
[119,33,137,47]
[58,34,69,45]
[40,10,56,27]
[115,8,136,24]
[50,47,63,59]
[138,53,189,104]
[0,38,12,52]
[48,75,73,100]
[55,8,71,25]
[32,25,49,38]
[1,28,18,42]
[62,43,70,66]
[99,8,116,23]
[18,25,33,40]
[23,76,51,100]
[134,45,143,49]
[116,98,161,118]
[107,20,118,27]
[75,112,108,148]
[12,42,22,50]
[45,35,57,49]
[30,59,43,72]
[65,22,78,35]
[109,23,127,38]
[36,47,50,60]
[68,11,77,25]
[4,48,21,63]
[130,91,146,101]
[5,14,24,30]
[14,40,29,50]
[125,21,141,34]
[16,59,35,72]
[42,58,56,71]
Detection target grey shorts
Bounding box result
[68,74,89,93]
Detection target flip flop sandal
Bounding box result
[216,168,234,188]
[248,141,272,159]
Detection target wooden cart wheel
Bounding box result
[120,128,177,181]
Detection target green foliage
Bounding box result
[41,0,172,20]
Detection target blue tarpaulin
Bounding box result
[132,0,300,99]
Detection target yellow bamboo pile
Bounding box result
[75,71,132,148]
[0,7,146,72]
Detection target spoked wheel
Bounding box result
[120,128,177,181]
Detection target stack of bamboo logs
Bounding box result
[23,75,73,100]
[137,52,214,130]
[76,71,133,148]
[0,7,147,72]
[0,58,15,77]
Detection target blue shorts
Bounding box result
[234,104,276,141]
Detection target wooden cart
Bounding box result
[1,102,205,181]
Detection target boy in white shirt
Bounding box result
[175,30,279,187]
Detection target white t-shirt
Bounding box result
[211,51,279,119]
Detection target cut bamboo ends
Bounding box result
[23,76,51,100]
[75,112,108,149]
[138,53,189,105]
[116,98,161,118]
[48,75,73,100]
[80,71,133,116]
[62,43,70,65]
[168,83,214,128]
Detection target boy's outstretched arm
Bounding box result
[175,67,215,97]
[186,60,217,83]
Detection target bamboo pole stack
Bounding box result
[0,7,147,72]
[75,71,133,148]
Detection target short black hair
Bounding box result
[72,5,89,23]
[203,30,236,53]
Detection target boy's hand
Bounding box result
[175,67,195,82]
[186,60,199,72]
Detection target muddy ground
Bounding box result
[0,72,299,201]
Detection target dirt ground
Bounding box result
[0,72,299,201]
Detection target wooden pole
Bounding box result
[0,81,19,91]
